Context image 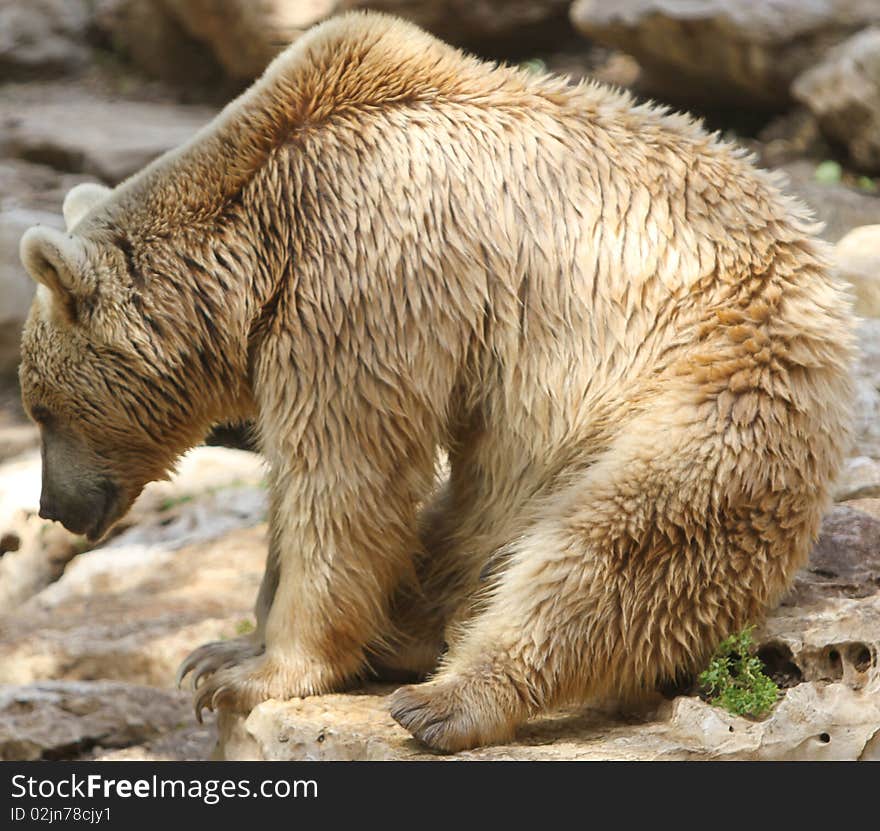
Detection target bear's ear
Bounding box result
[63,183,111,231]
[19,226,86,324]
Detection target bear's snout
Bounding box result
[39,479,120,541]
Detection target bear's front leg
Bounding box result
[186,427,437,718]
[177,545,280,715]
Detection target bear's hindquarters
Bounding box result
[389,380,842,751]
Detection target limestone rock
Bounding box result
[0,680,207,761]
[570,0,880,108]
[0,83,215,184]
[783,504,880,606]
[219,678,880,761]
[793,28,880,173]
[852,319,880,459]
[835,456,880,501]
[218,501,880,761]
[834,225,880,318]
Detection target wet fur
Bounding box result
[19,12,855,751]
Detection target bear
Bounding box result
[18,11,854,752]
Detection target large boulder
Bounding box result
[793,28,880,173]
[0,680,212,761]
[0,0,91,80]
[570,0,880,109]
[102,1,574,82]
[0,83,215,184]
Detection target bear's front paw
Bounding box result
[389,677,518,752]
[176,635,264,693]
[188,651,343,722]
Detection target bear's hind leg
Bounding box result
[390,405,820,751]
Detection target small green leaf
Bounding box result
[857,175,878,192]
[814,160,843,184]
[520,58,547,75]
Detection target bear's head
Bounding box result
[17,182,219,541]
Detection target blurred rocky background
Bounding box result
[0,0,878,760]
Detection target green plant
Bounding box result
[519,58,547,74]
[814,159,843,184]
[235,618,255,636]
[698,627,779,718]
[158,493,196,512]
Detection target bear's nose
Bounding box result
[39,496,59,522]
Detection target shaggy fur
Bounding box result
[19,12,854,751]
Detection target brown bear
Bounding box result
[18,11,854,751]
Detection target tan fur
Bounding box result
[18,12,855,751]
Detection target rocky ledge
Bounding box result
[218,501,880,761]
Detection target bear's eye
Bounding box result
[30,406,52,425]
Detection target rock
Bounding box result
[0,0,91,80]
[0,208,63,378]
[834,225,880,318]
[776,160,880,243]
[159,0,338,80]
[353,1,575,58]
[0,680,207,760]
[219,500,880,761]
[0,447,268,687]
[793,28,880,173]
[119,1,574,82]
[89,0,227,90]
[219,677,880,761]
[570,0,880,109]
[0,83,215,184]
[0,160,90,378]
[852,319,880,459]
[835,457,880,501]
[845,497,880,520]
[88,723,218,761]
[783,504,880,606]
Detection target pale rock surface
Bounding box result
[834,225,880,319]
[852,319,880,459]
[835,456,880,501]
[570,0,880,108]
[0,447,268,686]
